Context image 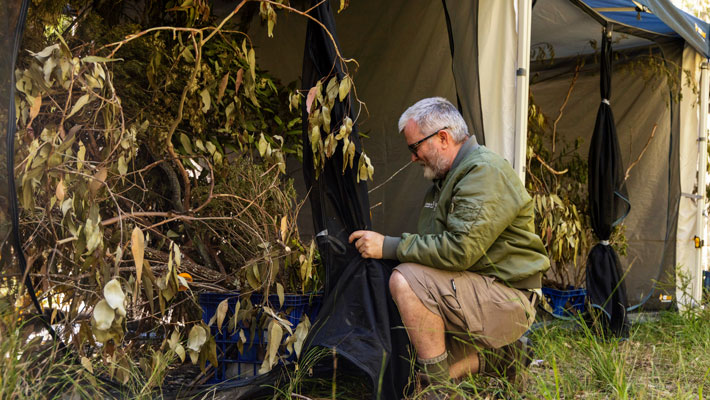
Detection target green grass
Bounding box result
[277,306,710,399]
[458,308,710,400]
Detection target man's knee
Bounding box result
[389,270,410,299]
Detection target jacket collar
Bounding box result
[450,136,478,172]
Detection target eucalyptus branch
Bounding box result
[533,152,568,175]
[258,0,359,71]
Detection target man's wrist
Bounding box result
[382,236,401,260]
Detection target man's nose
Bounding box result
[410,151,419,162]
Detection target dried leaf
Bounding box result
[89,167,107,197]
[81,56,123,63]
[338,76,351,101]
[326,77,338,103]
[205,337,218,369]
[131,227,145,303]
[29,44,59,59]
[306,86,318,113]
[205,141,216,155]
[293,315,311,358]
[322,105,331,129]
[188,350,199,365]
[92,299,115,331]
[67,94,90,118]
[217,73,230,102]
[216,298,229,334]
[341,136,351,173]
[336,124,348,140]
[235,68,244,94]
[179,133,193,154]
[200,89,211,113]
[29,94,42,123]
[324,133,335,158]
[276,283,284,308]
[55,179,65,202]
[230,299,241,333]
[81,356,93,374]
[175,344,186,363]
[279,215,288,242]
[187,325,207,352]
[117,155,128,176]
[258,133,268,157]
[248,48,256,81]
[104,279,125,313]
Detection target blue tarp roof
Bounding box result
[581,0,710,57]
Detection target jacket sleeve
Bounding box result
[396,162,526,271]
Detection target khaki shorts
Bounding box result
[394,263,535,362]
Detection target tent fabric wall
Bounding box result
[676,44,704,306]
[442,0,484,146]
[530,46,677,308]
[249,1,468,236]
[477,0,517,164]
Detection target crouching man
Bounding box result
[349,97,550,386]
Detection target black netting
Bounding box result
[586,30,631,336]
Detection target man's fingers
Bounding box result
[349,230,366,243]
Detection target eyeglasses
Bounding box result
[407,127,448,156]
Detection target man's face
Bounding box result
[403,120,449,180]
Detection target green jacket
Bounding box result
[382,139,549,289]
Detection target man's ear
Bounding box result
[438,129,450,148]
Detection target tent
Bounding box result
[2,0,709,397]
[243,0,710,311]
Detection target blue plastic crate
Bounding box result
[542,287,586,317]
[198,292,322,383]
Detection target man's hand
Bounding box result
[349,230,384,259]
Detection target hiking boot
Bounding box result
[479,336,533,387]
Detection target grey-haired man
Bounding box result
[349,97,549,384]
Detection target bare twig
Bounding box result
[624,123,657,183]
[368,161,413,194]
[552,62,582,154]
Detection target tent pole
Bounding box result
[514,0,532,183]
[695,60,709,304]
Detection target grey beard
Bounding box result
[422,153,448,180]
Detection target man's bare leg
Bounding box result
[389,270,446,358]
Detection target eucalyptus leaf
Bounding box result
[338,76,351,101]
[67,94,90,119]
[92,299,115,331]
[179,133,193,154]
[82,56,123,63]
[216,298,229,334]
[187,325,207,352]
[104,279,125,311]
